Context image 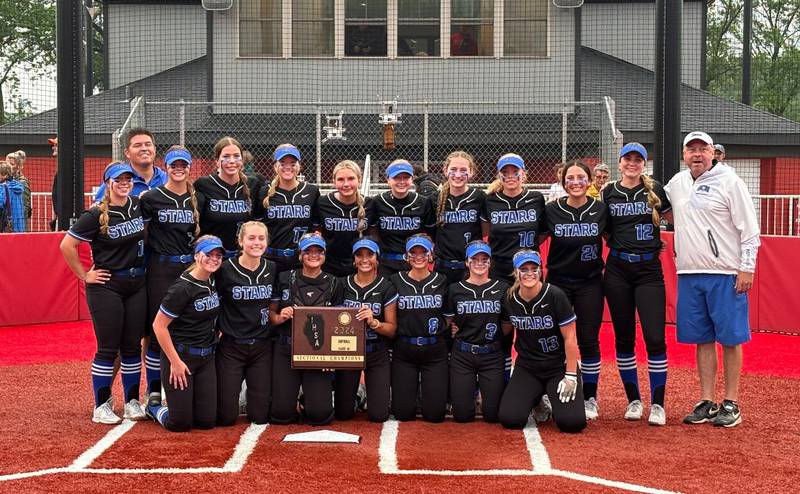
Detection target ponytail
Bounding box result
[262,176,279,209]
[487,179,504,195]
[238,170,251,207]
[98,186,111,235]
[436,181,450,226]
[186,179,201,238]
[641,174,662,226]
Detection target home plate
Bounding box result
[282,430,361,443]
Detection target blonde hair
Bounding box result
[98,162,127,235]
[187,234,222,273]
[213,136,250,206]
[507,249,541,300]
[166,145,200,238]
[487,153,526,195]
[263,143,300,208]
[436,150,475,226]
[641,174,662,226]
[237,220,269,250]
[333,160,367,233]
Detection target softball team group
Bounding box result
[60,129,672,434]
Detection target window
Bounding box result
[504,0,547,57]
[239,0,282,57]
[451,0,493,56]
[345,0,388,57]
[293,0,335,56]
[398,0,440,57]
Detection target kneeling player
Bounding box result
[498,250,586,433]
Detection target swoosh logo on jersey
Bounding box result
[490,290,500,295]
[431,284,440,289]
[589,211,598,216]
[410,206,420,211]
[132,206,139,210]
[306,291,314,297]
[541,304,549,308]
[301,193,310,198]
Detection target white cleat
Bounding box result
[123,399,147,421]
[624,399,644,421]
[584,397,599,421]
[93,399,122,425]
[648,404,666,426]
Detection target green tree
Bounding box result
[0,0,56,125]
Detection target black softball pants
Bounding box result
[498,365,586,433]
[161,352,217,432]
[271,340,334,426]
[86,276,146,363]
[146,257,189,339]
[391,339,449,422]
[449,346,505,423]
[548,275,605,360]
[603,256,666,356]
[334,346,391,422]
[216,337,273,425]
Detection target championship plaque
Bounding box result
[291,307,365,369]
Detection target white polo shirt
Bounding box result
[664,163,760,275]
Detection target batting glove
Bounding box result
[557,372,578,403]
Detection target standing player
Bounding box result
[390,234,449,422]
[431,151,485,284]
[59,163,147,424]
[602,142,671,426]
[318,160,373,277]
[335,238,398,422]
[544,161,607,420]
[94,128,167,201]
[195,136,260,257]
[371,160,435,276]
[140,146,200,410]
[444,241,508,423]
[497,250,586,433]
[215,221,277,425]
[147,236,224,432]
[259,144,320,274]
[269,233,343,425]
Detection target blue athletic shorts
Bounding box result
[676,273,751,346]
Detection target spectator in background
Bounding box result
[713,144,726,166]
[547,163,568,203]
[451,26,478,56]
[588,163,610,200]
[412,163,443,198]
[0,161,26,232]
[6,151,30,231]
[49,138,59,230]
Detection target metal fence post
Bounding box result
[179,99,186,147]
[423,102,429,171]
[316,108,322,183]
[561,104,568,164]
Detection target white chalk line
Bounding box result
[0,421,268,482]
[377,419,683,494]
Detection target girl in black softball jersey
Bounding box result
[335,238,398,422]
[140,146,200,409]
[60,163,147,425]
[195,136,260,256]
[148,236,224,432]
[431,150,485,284]
[215,221,277,425]
[259,144,320,274]
[371,160,435,276]
[444,241,508,423]
[269,233,343,425]
[497,250,586,433]
[319,160,373,277]
[543,161,607,420]
[602,142,671,426]
[390,234,449,423]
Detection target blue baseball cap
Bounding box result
[274,144,301,162]
[619,142,648,161]
[195,236,224,255]
[352,238,380,256]
[299,235,326,252]
[386,161,414,179]
[496,153,525,171]
[405,236,433,253]
[513,251,542,269]
[104,163,134,181]
[465,241,492,260]
[165,149,192,167]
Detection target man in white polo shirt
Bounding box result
[664,131,760,428]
